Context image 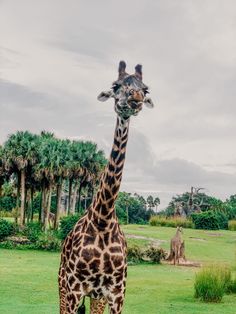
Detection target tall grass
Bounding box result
[194,264,232,302]
[149,216,194,228]
[228,220,236,231]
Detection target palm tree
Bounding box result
[147,195,154,211]
[3,131,38,226]
[154,197,160,213]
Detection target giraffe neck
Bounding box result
[88,116,130,230]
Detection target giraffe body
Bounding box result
[58,61,154,314]
[169,227,184,265]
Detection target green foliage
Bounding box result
[0,218,14,240]
[0,210,13,218]
[227,279,236,294]
[34,231,61,251]
[149,216,194,228]
[59,214,81,240]
[127,245,144,263]
[228,220,236,231]
[194,264,231,302]
[145,246,167,263]
[0,196,16,212]
[23,222,42,243]
[192,210,228,230]
[115,192,155,225]
[127,244,167,264]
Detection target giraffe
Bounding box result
[58,61,154,314]
[168,226,185,265]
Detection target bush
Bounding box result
[149,216,194,228]
[0,210,13,218]
[227,279,236,294]
[127,245,144,263]
[194,264,231,302]
[22,222,42,243]
[0,219,14,240]
[228,220,236,231]
[0,196,16,212]
[59,214,81,240]
[192,210,228,230]
[34,231,61,251]
[145,246,167,263]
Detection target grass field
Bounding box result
[0,225,236,314]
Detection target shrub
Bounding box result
[227,279,236,294]
[192,210,228,230]
[228,220,236,231]
[0,219,14,240]
[149,216,194,228]
[22,222,42,243]
[127,245,144,263]
[0,210,13,218]
[59,214,81,240]
[194,264,231,302]
[145,246,167,263]
[34,231,61,251]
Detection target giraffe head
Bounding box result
[97,61,154,119]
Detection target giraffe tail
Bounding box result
[77,297,86,314]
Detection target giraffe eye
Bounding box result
[112,84,121,93]
[129,89,134,95]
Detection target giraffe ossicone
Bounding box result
[58,61,154,314]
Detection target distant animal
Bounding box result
[168,227,185,265]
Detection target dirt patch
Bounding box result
[126,234,167,246]
[205,233,223,237]
[164,259,201,267]
[189,237,206,242]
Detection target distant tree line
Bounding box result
[115,192,160,224]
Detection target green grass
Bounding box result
[0,225,236,313]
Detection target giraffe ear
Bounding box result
[97,90,114,102]
[144,96,154,108]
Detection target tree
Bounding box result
[153,197,160,213]
[115,192,155,224]
[147,195,154,210]
[3,131,38,226]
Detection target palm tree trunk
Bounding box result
[45,185,52,230]
[68,178,73,214]
[126,205,129,225]
[15,171,21,224]
[54,181,62,229]
[20,169,25,227]
[77,180,84,213]
[39,189,43,222]
[30,187,34,222]
[71,181,79,215]
[24,188,28,224]
[41,181,47,225]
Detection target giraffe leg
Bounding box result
[59,265,83,314]
[108,294,125,314]
[59,265,67,314]
[65,290,82,314]
[90,297,107,314]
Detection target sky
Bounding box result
[0,0,236,209]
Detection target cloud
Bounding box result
[0,0,236,207]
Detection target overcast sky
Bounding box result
[0,0,236,208]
